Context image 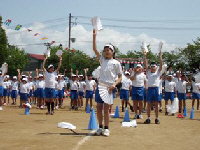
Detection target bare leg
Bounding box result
[139,101,143,114]
[155,101,158,118]
[147,102,151,118]
[104,103,110,126]
[97,103,103,126]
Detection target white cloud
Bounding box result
[4,23,177,56]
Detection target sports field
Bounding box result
[0,98,199,150]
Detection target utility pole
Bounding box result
[68,13,72,49]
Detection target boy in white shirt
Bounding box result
[192,78,200,110]
[164,74,176,115]
[130,64,146,119]
[28,76,34,104]
[11,76,18,105]
[143,51,163,124]
[121,71,133,112]
[3,77,9,105]
[78,74,86,108]
[57,75,65,108]
[84,69,96,110]
[0,66,8,110]
[43,55,62,115]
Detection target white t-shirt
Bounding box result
[11,81,18,91]
[20,83,29,94]
[36,80,45,89]
[99,57,123,86]
[173,77,179,91]
[192,82,200,94]
[3,81,9,89]
[121,77,132,90]
[165,80,176,92]
[86,79,96,91]
[28,82,34,90]
[132,72,146,87]
[70,80,79,91]
[147,70,162,87]
[45,70,57,88]
[79,81,86,92]
[0,76,3,86]
[57,80,65,90]
[177,79,187,93]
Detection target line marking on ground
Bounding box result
[72,130,96,150]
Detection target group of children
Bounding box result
[0,30,200,137]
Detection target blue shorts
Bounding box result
[3,89,8,96]
[0,86,3,96]
[8,89,11,96]
[95,88,104,104]
[147,87,159,102]
[71,90,78,100]
[79,91,84,97]
[120,89,129,100]
[45,88,55,99]
[11,90,17,99]
[165,92,175,101]
[29,90,33,97]
[20,93,28,101]
[55,91,58,98]
[158,93,162,101]
[144,88,147,101]
[58,90,64,98]
[178,93,186,101]
[86,90,93,99]
[33,90,37,97]
[192,92,200,99]
[37,88,45,98]
[132,86,144,101]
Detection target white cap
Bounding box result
[125,71,130,75]
[136,64,142,68]
[22,78,28,82]
[29,76,32,79]
[58,74,61,77]
[104,44,115,52]
[13,76,17,79]
[72,74,77,77]
[39,74,43,77]
[150,64,157,67]
[61,75,64,77]
[79,75,84,77]
[48,64,54,69]
[6,75,9,78]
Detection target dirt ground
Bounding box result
[0,97,200,150]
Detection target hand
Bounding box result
[143,51,147,56]
[59,56,62,61]
[17,69,20,73]
[108,85,115,93]
[71,68,73,72]
[30,71,32,74]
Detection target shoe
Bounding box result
[51,111,54,115]
[165,112,168,115]
[55,106,58,109]
[159,109,162,113]
[3,103,6,106]
[172,113,175,116]
[103,129,110,137]
[72,106,75,110]
[144,119,151,124]
[133,114,138,119]
[155,119,160,124]
[95,128,103,136]
[40,105,44,109]
[130,105,134,112]
[139,114,143,119]
[122,106,124,112]
[142,108,146,113]
[46,111,50,115]
[0,107,3,111]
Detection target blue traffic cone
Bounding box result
[113,106,119,118]
[25,107,30,115]
[184,106,188,117]
[86,104,90,113]
[88,108,98,130]
[123,108,130,122]
[190,108,194,119]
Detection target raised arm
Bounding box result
[158,52,162,72]
[35,68,39,78]
[93,29,101,60]
[70,68,73,79]
[56,56,62,73]
[43,56,47,73]
[130,68,136,81]
[143,51,148,73]
[84,68,88,81]
[17,69,21,82]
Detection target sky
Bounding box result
[1,0,200,56]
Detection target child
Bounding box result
[78,74,86,108]
[164,74,176,115]
[69,69,79,110]
[28,75,34,104]
[43,56,62,115]
[11,76,18,105]
[130,64,146,119]
[0,66,8,110]
[93,29,122,136]
[17,69,29,106]
[192,78,200,110]
[143,51,163,124]
[84,68,96,110]
[3,76,9,105]
[120,71,133,112]
[57,75,65,108]
[35,69,45,109]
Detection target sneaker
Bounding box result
[55,106,59,109]
[0,107,3,111]
[144,119,151,124]
[40,105,44,109]
[142,108,146,113]
[3,103,6,106]
[159,109,162,113]
[51,111,54,115]
[95,128,103,136]
[133,114,138,119]
[103,129,110,137]
[139,114,143,119]
[172,113,175,116]
[155,119,160,124]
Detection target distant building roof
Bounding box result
[28,53,44,60]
